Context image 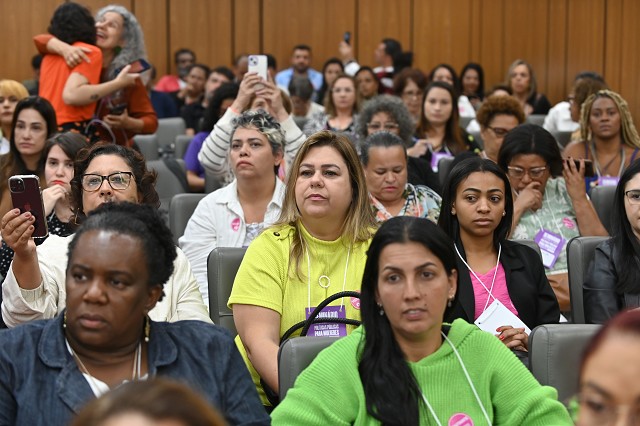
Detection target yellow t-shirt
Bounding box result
[228,222,371,404]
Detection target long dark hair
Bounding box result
[611,160,640,293]
[317,57,344,107]
[416,81,466,154]
[438,157,514,249]
[460,62,485,101]
[359,216,457,425]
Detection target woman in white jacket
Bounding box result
[180,110,286,301]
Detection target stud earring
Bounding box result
[447,298,453,308]
[377,303,385,316]
[502,211,506,217]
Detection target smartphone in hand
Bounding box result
[248,55,268,81]
[9,175,48,238]
[343,31,351,45]
[565,159,595,177]
[115,58,151,75]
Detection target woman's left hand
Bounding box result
[563,157,587,201]
[104,108,131,130]
[496,325,529,351]
[256,80,287,121]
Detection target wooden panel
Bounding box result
[80,0,133,12]
[234,0,261,59]
[617,0,640,123]
[0,0,59,81]
[503,0,550,95]
[566,0,605,90]
[263,0,356,73]
[604,0,623,92]
[412,0,474,74]
[132,0,169,76]
[169,0,233,72]
[478,0,506,90]
[546,0,568,104]
[356,0,411,69]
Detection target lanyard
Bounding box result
[589,140,625,178]
[454,243,502,313]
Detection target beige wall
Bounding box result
[1,0,638,120]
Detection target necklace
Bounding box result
[69,341,142,393]
[306,245,352,311]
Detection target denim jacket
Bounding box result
[0,314,270,426]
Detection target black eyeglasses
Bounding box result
[487,126,511,138]
[81,172,134,192]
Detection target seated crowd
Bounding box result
[2,2,640,424]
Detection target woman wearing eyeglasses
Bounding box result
[498,124,608,313]
[1,143,210,327]
[476,95,525,163]
[584,160,640,324]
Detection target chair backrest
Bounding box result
[174,134,192,159]
[526,114,546,126]
[590,185,616,234]
[278,336,340,398]
[133,134,160,160]
[511,239,542,260]
[207,247,247,333]
[205,171,223,193]
[468,130,483,148]
[438,156,455,186]
[147,159,188,214]
[567,236,608,324]
[529,323,600,402]
[156,117,186,152]
[459,116,473,129]
[551,130,573,148]
[169,193,206,244]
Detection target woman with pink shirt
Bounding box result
[438,157,559,354]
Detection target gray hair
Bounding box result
[96,5,147,80]
[356,95,415,146]
[231,109,285,155]
[359,131,407,166]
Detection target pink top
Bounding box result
[470,263,519,320]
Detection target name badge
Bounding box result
[305,305,347,337]
[474,299,531,335]
[598,176,619,186]
[449,413,474,426]
[534,229,566,269]
[431,151,453,172]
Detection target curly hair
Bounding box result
[231,109,285,155]
[276,131,376,279]
[324,74,361,117]
[580,90,640,149]
[356,95,415,145]
[95,5,147,80]
[475,95,525,129]
[70,143,159,219]
[68,202,176,290]
[48,2,96,45]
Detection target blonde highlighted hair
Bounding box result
[580,90,640,149]
[0,80,29,100]
[276,130,376,278]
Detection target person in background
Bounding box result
[154,48,196,92]
[183,82,239,192]
[0,203,269,426]
[354,66,380,101]
[584,160,640,324]
[315,58,344,106]
[355,94,441,193]
[475,95,525,163]
[0,96,57,220]
[288,77,324,121]
[275,45,323,94]
[543,72,607,134]
[0,80,29,154]
[172,64,209,130]
[428,63,475,118]
[460,62,485,110]
[71,379,227,426]
[229,131,376,406]
[360,132,441,223]
[144,65,179,119]
[271,216,572,425]
[565,76,609,143]
[233,54,249,83]
[22,54,42,96]
[180,110,286,300]
[574,310,640,426]
[506,59,551,116]
[394,67,428,127]
[564,90,640,190]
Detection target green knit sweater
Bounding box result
[271,319,572,425]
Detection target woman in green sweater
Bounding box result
[271,216,572,425]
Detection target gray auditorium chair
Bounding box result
[512,239,542,260]
[529,323,600,402]
[278,336,340,398]
[567,236,608,324]
[590,185,616,234]
[207,247,246,333]
[459,116,473,129]
[438,156,455,186]
[147,159,188,215]
[156,117,186,156]
[168,193,206,245]
[526,114,546,126]
[133,134,160,160]
[551,130,573,148]
[174,134,192,159]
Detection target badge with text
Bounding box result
[305,305,347,337]
[598,176,619,187]
[534,229,566,269]
[431,151,453,172]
